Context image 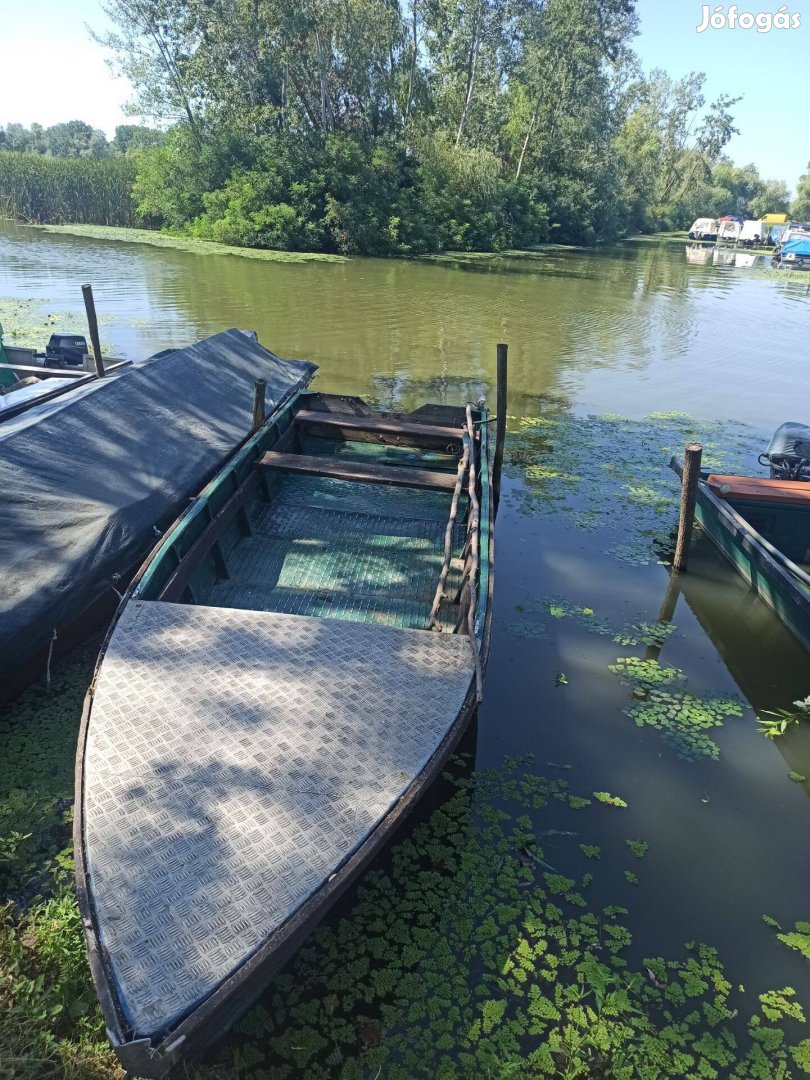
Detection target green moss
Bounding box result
[30,223,347,263]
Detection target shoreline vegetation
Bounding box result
[0,0,808,259]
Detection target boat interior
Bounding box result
[707,473,810,570]
[137,392,487,633]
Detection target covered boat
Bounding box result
[688,217,719,241]
[671,423,810,653]
[75,381,494,1075]
[773,233,810,268]
[0,330,314,701]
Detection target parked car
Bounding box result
[688,217,719,241]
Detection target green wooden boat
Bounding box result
[670,455,810,654]
[75,379,494,1076]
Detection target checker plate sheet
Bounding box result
[83,601,473,1037]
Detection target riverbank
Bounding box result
[22,223,348,264]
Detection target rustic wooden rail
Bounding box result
[428,426,472,629]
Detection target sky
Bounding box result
[1,0,808,190]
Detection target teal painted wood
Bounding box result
[694,484,810,654]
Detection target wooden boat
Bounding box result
[670,459,810,653]
[75,385,495,1076]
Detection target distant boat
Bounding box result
[75,379,495,1075]
[688,217,719,241]
[670,422,810,653]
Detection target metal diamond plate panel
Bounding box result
[83,601,473,1038]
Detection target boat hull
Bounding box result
[694,483,810,653]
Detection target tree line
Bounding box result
[1,0,808,253]
[0,121,164,159]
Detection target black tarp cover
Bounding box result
[0,330,316,681]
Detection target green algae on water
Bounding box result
[505,407,758,566]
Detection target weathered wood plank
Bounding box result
[295,408,463,446]
[259,450,458,492]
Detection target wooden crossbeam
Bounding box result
[295,408,463,446]
[258,450,458,492]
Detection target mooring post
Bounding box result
[673,442,703,572]
[81,284,105,378]
[493,342,508,515]
[252,378,267,432]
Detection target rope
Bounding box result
[428,428,471,630]
[45,629,57,691]
[463,404,484,702]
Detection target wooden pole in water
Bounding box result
[673,443,703,572]
[81,284,105,378]
[252,378,267,432]
[493,342,508,515]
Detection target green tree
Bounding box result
[111,124,165,155]
[791,163,810,221]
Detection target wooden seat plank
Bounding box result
[259,450,458,492]
[707,474,810,507]
[295,408,463,445]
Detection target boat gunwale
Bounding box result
[670,457,810,648]
[75,393,495,1076]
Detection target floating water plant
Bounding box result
[609,657,744,761]
[613,620,677,648]
[593,791,628,808]
[505,408,757,566]
[789,772,807,783]
[764,917,810,962]
[197,762,808,1077]
[626,839,648,859]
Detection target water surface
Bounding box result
[2,221,810,1066]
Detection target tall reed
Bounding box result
[0,153,136,226]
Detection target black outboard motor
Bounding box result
[44,333,89,368]
[759,422,810,480]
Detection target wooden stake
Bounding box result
[493,342,508,515]
[252,378,267,432]
[81,284,105,378]
[673,443,703,572]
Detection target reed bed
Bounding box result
[0,153,136,227]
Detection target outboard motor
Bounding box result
[44,333,89,368]
[759,422,810,480]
